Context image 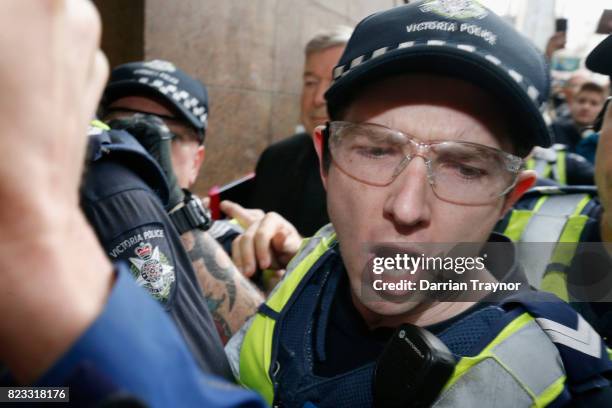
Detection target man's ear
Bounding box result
[500,170,536,217]
[189,145,205,187]
[312,126,328,190]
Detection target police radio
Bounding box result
[373,324,455,408]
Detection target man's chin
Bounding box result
[359,297,423,317]
[310,118,328,130]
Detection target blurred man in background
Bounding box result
[247,27,351,237]
[552,81,607,151]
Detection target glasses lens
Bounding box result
[430,142,518,204]
[328,122,521,204]
[329,122,409,186]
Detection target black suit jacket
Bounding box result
[248,132,329,237]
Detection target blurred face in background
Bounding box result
[300,45,345,135]
[563,74,588,105]
[571,90,606,127]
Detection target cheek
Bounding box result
[326,170,382,273]
[434,203,503,242]
[170,144,195,182]
[327,171,370,238]
[301,89,314,114]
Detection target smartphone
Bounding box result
[555,18,568,33]
[208,173,255,220]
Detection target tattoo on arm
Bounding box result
[205,292,233,344]
[182,230,263,343]
[199,236,237,310]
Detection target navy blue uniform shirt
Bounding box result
[80,130,232,380]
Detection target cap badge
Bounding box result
[419,0,488,20]
[143,59,177,73]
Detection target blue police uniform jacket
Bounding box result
[80,127,232,379]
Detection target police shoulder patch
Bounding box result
[108,224,176,304]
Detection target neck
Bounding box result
[352,297,476,329]
[352,268,498,329]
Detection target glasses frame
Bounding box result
[325,121,525,205]
[103,107,204,145]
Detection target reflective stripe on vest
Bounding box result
[527,156,553,180]
[554,151,567,185]
[90,119,110,131]
[434,313,565,407]
[503,194,590,293]
[238,224,337,405]
[526,152,567,185]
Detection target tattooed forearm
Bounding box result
[205,292,233,344]
[181,229,263,344]
[198,233,238,310]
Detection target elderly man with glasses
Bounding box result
[226,2,612,407]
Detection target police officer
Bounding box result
[226,2,612,406]
[81,118,234,379]
[99,60,245,253]
[495,34,612,345]
[97,61,262,344]
[525,144,594,185]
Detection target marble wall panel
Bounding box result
[193,86,272,195]
[269,92,302,144]
[146,0,278,92]
[94,0,144,68]
[95,0,398,192]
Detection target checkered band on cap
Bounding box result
[331,40,542,109]
[136,77,208,128]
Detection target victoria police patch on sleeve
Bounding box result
[107,223,176,304]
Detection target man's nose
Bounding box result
[383,156,432,231]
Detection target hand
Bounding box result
[0,0,108,214]
[545,32,566,60]
[220,200,265,228]
[221,201,303,277]
[0,0,111,383]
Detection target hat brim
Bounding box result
[326,45,551,154]
[102,81,205,132]
[586,35,612,75]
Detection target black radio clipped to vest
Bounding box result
[373,324,455,408]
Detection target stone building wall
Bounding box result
[97,0,400,194]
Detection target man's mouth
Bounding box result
[366,245,429,297]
